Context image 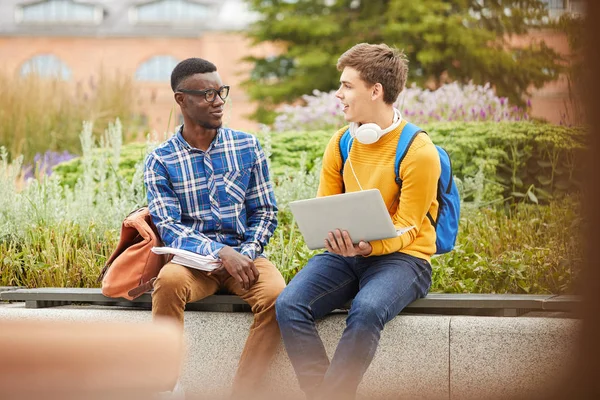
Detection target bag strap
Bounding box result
[128,277,157,299]
[338,128,353,174]
[394,122,424,187]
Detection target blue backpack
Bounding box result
[339,122,460,254]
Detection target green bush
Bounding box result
[53,142,147,188]
[54,122,585,206]
[427,122,587,204]
[256,130,331,176]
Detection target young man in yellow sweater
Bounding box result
[275,43,440,400]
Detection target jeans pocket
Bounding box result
[421,259,433,294]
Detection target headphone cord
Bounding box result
[346,138,364,191]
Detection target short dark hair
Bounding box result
[337,43,408,104]
[170,58,217,92]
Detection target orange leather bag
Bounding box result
[98,207,168,300]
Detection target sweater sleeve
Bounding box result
[368,135,441,256]
[317,127,347,197]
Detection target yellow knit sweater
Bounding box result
[317,121,441,262]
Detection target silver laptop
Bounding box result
[289,189,398,250]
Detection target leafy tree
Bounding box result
[243,0,564,123]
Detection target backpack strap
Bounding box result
[338,128,353,175]
[394,122,424,187]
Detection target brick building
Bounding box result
[0,0,585,132]
[0,0,277,133]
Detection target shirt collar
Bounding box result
[174,124,224,152]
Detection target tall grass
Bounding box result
[431,198,583,294]
[0,69,143,163]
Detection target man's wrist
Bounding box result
[217,245,234,259]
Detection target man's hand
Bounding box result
[216,246,259,290]
[325,230,372,257]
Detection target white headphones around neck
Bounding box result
[349,108,403,145]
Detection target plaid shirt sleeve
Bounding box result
[238,139,278,260]
[144,153,225,258]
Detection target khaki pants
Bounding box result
[152,257,286,397]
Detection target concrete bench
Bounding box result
[0,299,579,400]
[0,287,580,316]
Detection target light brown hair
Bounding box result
[337,43,408,104]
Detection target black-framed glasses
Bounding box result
[177,85,230,103]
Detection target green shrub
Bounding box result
[255,130,331,176]
[53,142,147,188]
[427,122,587,204]
[54,122,585,206]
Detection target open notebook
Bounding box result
[151,247,221,271]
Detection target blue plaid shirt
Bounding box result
[144,126,277,260]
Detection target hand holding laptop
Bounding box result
[325,229,373,257]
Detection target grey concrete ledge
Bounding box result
[450,316,580,400]
[0,288,582,315]
[0,303,579,400]
[0,286,23,292]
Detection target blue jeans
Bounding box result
[275,251,432,400]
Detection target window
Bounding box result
[135,55,179,81]
[132,0,212,23]
[20,54,72,80]
[569,0,586,14]
[541,0,585,18]
[540,0,565,10]
[16,0,103,24]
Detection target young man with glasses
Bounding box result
[144,57,285,399]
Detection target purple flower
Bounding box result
[24,150,77,180]
[271,82,527,131]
